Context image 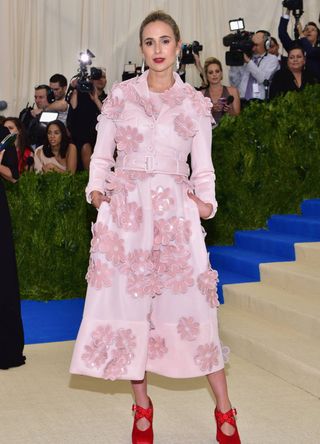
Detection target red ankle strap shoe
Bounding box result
[214,407,241,444]
[132,398,153,444]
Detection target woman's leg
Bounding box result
[131,373,151,431]
[207,369,236,436]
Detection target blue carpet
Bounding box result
[22,299,84,344]
[22,199,320,343]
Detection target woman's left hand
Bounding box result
[187,191,213,219]
[0,150,4,164]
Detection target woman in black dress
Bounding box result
[0,125,26,369]
[270,43,318,99]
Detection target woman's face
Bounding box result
[47,124,62,149]
[4,120,19,134]
[206,63,223,85]
[303,25,318,46]
[141,20,180,74]
[287,49,305,72]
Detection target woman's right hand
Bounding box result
[91,190,110,209]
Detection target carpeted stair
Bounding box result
[213,199,320,397]
[209,198,320,303]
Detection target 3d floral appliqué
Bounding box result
[82,326,136,380]
[174,114,197,140]
[115,126,143,153]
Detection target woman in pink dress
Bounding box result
[70,10,241,444]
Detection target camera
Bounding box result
[75,50,103,93]
[223,19,254,66]
[122,61,143,81]
[282,0,303,17]
[180,41,203,65]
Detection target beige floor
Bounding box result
[0,341,319,444]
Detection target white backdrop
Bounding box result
[0,0,318,115]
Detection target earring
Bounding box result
[176,55,180,70]
[141,59,145,73]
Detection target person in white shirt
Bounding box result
[229,30,280,101]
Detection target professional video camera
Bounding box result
[75,49,103,93]
[122,61,143,81]
[282,0,304,19]
[180,41,203,64]
[223,18,254,66]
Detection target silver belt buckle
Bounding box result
[145,156,154,172]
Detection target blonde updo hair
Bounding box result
[139,10,181,46]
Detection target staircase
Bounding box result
[208,199,320,397]
[209,199,320,303]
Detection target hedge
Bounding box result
[5,84,320,299]
[5,172,95,299]
[203,84,320,244]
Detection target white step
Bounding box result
[260,261,320,296]
[295,242,320,267]
[219,306,320,397]
[223,282,320,339]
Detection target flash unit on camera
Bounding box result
[229,18,245,32]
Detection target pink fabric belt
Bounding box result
[115,153,190,176]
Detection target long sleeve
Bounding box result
[190,114,217,219]
[85,102,117,203]
[246,55,280,84]
[278,16,292,52]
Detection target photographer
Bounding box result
[66,68,107,171]
[19,84,52,148]
[229,31,280,102]
[279,5,320,81]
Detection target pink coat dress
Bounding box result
[70,70,224,381]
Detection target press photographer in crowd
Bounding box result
[19,84,53,148]
[279,0,320,80]
[47,74,69,125]
[228,28,280,103]
[66,51,107,170]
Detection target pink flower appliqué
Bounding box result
[86,258,112,289]
[118,201,143,231]
[177,317,200,341]
[174,114,197,140]
[194,342,220,372]
[161,88,185,106]
[115,126,143,153]
[192,92,213,117]
[90,221,109,253]
[81,325,114,369]
[151,186,175,215]
[148,336,168,360]
[165,265,194,294]
[103,231,126,266]
[221,341,230,364]
[102,95,125,119]
[105,170,136,194]
[154,217,192,247]
[197,269,220,308]
[82,325,137,380]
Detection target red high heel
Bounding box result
[214,407,241,444]
[132,398,153,444]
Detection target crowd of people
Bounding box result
[0,7,319,178]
